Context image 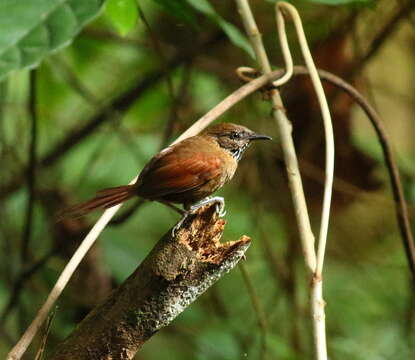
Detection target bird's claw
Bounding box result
[171,197,226,237]
[171,212,191,237]
[215,202,226,217]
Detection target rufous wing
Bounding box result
[136,142,223,200]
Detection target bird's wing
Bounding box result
[136,140,223,199]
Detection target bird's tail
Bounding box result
[58,185,136,220]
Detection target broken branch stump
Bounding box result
[48,204,251,359]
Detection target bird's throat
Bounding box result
[230,143,249,161]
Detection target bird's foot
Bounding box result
[171,197,226,237]
[189,196,226,217]
[172,211,192,237]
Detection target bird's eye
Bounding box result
[230,132,241,139]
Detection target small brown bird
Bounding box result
[63,123,271,225]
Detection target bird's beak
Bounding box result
[248,133,272,141]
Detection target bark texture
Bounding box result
[48,204,250,359]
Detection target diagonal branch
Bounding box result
[46,205,250,360]
[351,0,415,77]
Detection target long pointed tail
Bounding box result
[58,185,136,220]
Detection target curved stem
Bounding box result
[273,9,293,87]
[276,3,334,360]
[277,2,335,277]
[235,0,317,273]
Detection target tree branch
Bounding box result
[352,0,415,76]
[10,63,413,358]
[293,66,415,284]
[47,205,250,360]
[235,0,317,273]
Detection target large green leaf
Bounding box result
[0,0,105,80]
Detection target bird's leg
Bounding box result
[171,197,226,236]
[160,201,186,215]
[172,213,192,236]
[189,196,226,217]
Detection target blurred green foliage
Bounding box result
[106,0,139,36]
[0,0,414,359]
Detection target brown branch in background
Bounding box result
[21,70,38,263]
[350,0,415,77]
[239,262,269,360]
[293,66,415,284]
[109,199,146,225]
[235,64,415,283]
[50,57,101,107]
[47,205,250,360]
[0,248,56,326]
[0,32,225,201]
[137,1,175,102]
[161,65,193,146]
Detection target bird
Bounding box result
[61,123,271,228]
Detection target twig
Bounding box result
[21,70,38,263]
[292,66,415,283]
[235,1,332,359]
[9,205,128,360]
[109,199,146,225]
[235,0,317,273]
[137,2,175,102]
[34,307,57,360]
[49,57,101,107]
[0,248,56,326]
[236,64,415,283]
[277,4,334,360]
[47,205,250,359]
[239,263,269,360]
[278,2,335,276]
[10,64,414,359]
[161,65,193,146]
[0,32,226,201]
[351,0,415,77]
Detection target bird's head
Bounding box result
[202,123,272,161]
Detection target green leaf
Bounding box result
[105,0,138,36]
[186,0,255,58]
[0,0,104,81]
